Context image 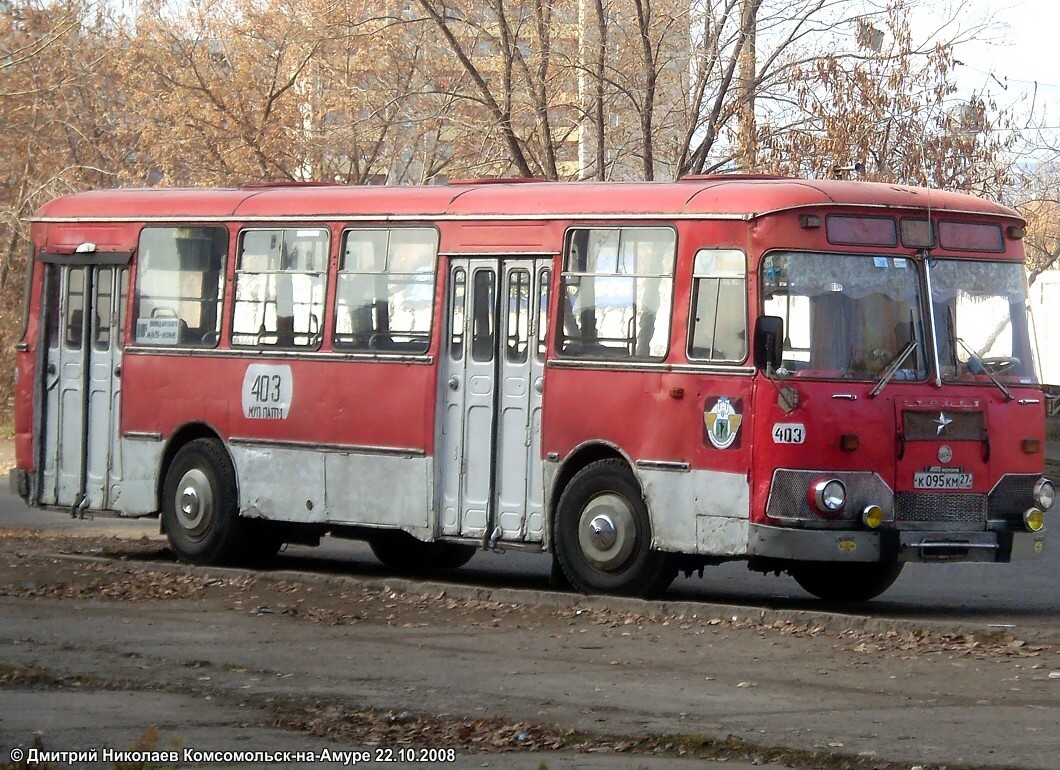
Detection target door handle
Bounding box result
[448,376,460,391]
[114,365,121,378]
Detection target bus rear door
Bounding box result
[39,260,127,512]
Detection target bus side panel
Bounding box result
[121,353,438,525]
[542,367,753,555]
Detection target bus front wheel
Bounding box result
[789,562,904,602]
[162,438,243,566]
[554,459,675,597]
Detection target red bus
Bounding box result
[10,176,1051,601]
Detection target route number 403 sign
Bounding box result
[771,423,806,444]
[241,364,293,420]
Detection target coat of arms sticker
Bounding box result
[703,396,743,450]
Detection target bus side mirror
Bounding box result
[754,315,784,372]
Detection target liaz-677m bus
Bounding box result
[10,175,1051,601]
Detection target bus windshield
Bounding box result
[930,259,1038,385]
[761,251,926,382]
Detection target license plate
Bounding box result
[913,472,973,490]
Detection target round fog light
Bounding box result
[809,478,846,514]
[1033,478,1055,511]
[861,504,884,529]
[1023,508,1045,533]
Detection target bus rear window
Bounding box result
[826,215,898,247]
[937,221,1004,252]
[135,226,227,347]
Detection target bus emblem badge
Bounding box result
[704,397,743,450]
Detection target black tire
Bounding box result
[368,531,476,572]
[789,562,905,602]
[162,438,244,565]
[554,459,673,597]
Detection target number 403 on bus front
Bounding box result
[772,423,806,444]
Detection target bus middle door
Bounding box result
[438,258,549,546]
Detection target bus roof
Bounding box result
[32,175,1022,223]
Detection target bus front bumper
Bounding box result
[748,523,1045,563]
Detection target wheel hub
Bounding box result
[577,493,637,572]
[181,487,200,516]
[587,514,617,550]
[174,468,213,535]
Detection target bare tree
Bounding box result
[755,2,1012,193]
[0,0,128,412]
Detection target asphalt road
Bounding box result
[2,487,1056,634]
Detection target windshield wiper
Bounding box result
[946,307,1013,401]
[870,313,919,398]
[868,339,918,398]
[952,336,1013,400]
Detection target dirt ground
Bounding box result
[0,440,13,477]
[0,530,1057,770]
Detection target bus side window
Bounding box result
[64,268,86,351]
[687,249,747,363]
[92,267,114,351]
[134,227,226,348]
[450,268,466,360]
[506,268,530,364]
[334,228,438,355]
[471,268,495,362]
[558,227,675,360]
[536,267,550,361]
[231,228,328,350]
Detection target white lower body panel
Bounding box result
[230,444,431,535]
[108,437,164,515]
[639,467,750,556]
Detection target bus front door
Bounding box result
[39,264,127,513]
[438,258,550,546]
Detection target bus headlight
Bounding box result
[1033,478,1054,511]
[1023,508,1045,533]
[809,478,846,515]
[861,504,884,529]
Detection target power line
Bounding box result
[955,61,1060,93]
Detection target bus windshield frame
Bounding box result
[760,250,927,384]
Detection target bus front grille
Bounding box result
[766,469,893,525]
[894,493,987,523]
[987,474,1038,525]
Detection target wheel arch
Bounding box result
[547,441,637,549]
[155,422,232,520]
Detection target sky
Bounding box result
[951,0,1060,126]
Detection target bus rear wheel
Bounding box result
[162,438,243,566]
[789,562,904,602]
[554,459,674,597]
[368,531,476,573]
